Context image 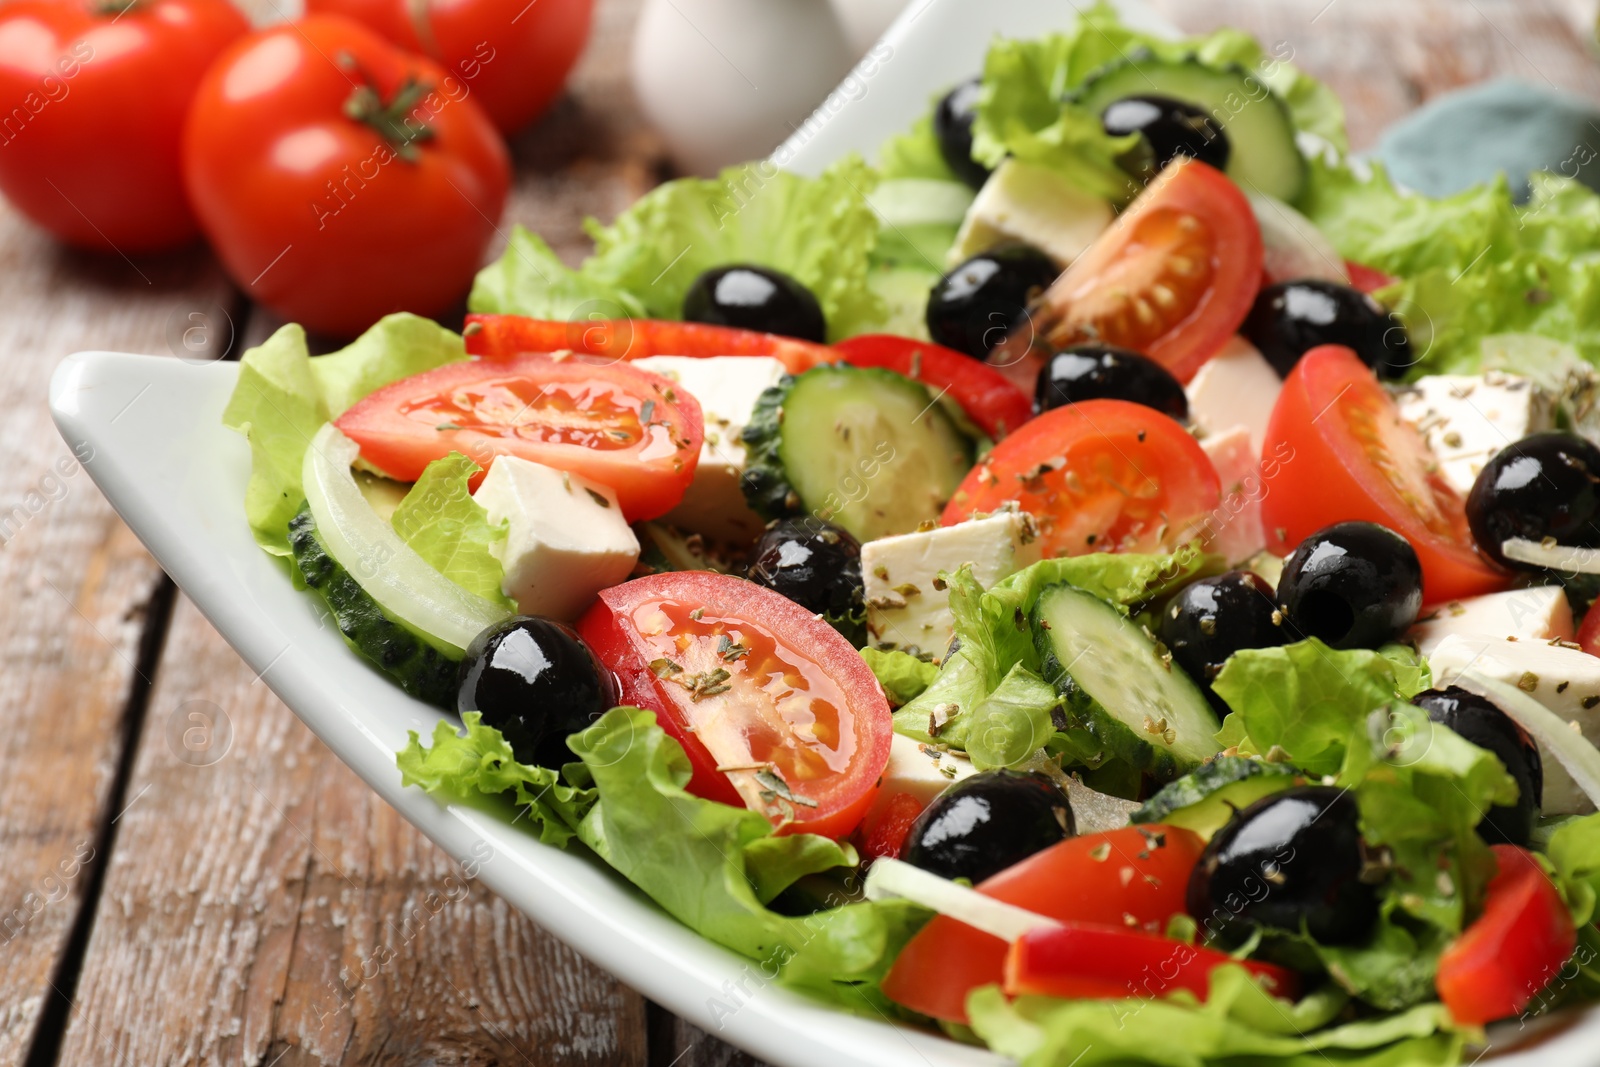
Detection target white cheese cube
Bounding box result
[1185,337,1282,455]
[1198,424,1266,564]
[474,457,639,621]
[862,508,1042,660]
[947,159,1112,269]
[632,356,787,545]
[1408,585,1575,659]
[1428,633,1600,815]
[867,732,977,823]
[1397,372,1553,497]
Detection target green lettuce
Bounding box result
[390,454,513,608]
[860,648,939,708]
[221,314,466,555]
[399,707,926,1008]
[470,158,887,341]
[1299,157,1600,374]
[877,114,958,182]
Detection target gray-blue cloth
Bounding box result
[1372,76,1600,202]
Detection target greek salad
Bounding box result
[221,6,1600,1065]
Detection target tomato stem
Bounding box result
[337,52,434,163]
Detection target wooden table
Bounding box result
[2,1,1597,1064]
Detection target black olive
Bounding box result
[682,264,826,343]
[1101,94,1230,179]
[933,77,990,189]
[745,517,864,622]
[1187,786,1379,945]
[1161,571,1288,709]
[1241,280,1413,380]
[927,245,1060,359]
[457,617,618,768]
[1277,522,1423,649]
[903,770,1074,883]
[1035,343,1188,419]
[1466,431,1600,570]
[1413,687,1542,847]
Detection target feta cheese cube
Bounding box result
[1428,633,1600,815]
[1408,585,1575,659]
[632,356,787,545]
[862,507,1042,659]
[1397,372,1553,496]
[474,457,640,620]
[867,733,976,821]
[1197,424,1266,564]
[1185,337,1282,455]
[947,159,1112,268]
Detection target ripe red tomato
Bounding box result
[881,826,1205,1023]
[1580,600,1600,658]
[1259,345,1509,603]
[941,398,1221,558]
[303,0,593,135]
[0,0,248,252]
[832,334,1034,440]
[183,16,510,338]
[857,792,923,863]
[575,572,893,839]
[1002,159,1262,385]
[1345,260,1397,294]
[465,314,842,376]
[335,355,703,521]
[1436,845,1576,1026]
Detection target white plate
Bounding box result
[47,0,1600,1061]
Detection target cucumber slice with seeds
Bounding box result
[1033,582,1220,783]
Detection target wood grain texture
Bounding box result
[54,597,649,1067]
[0,196,235,1063]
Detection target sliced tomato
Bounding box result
[464,314,841,375]
[1345,261,1397,294]
[573,572,892,839]
[1005,921,1299,1003]
[857,792,923,863]
[833,334,1034,440]
[941,399,1221,558]
[1578,598,1600,658]
[334,356,702,522]
[1259,345,1509,603]
[881,826,1205,1023]
[1003,159,1262,385]
[1436,845,1576,1026]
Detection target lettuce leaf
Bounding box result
[859,647,939,708]
[470,158,887,342]
[221,314,467,555]
[876,114,958,182]
[390,454,513,609]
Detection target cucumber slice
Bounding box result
[1033,583,1220,782]
[302,422,510,654]
[1132,755,1297,838]
[289,506,460,708]
[740,366,975,543]
[1071,53,1307,203]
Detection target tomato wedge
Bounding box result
[464,314,841,375]
[1580,599,1600,658]
[858,792,923,863]
[833,334,1034,440]
[1005,921,1299,1003]
[574,572,892,839]
[1436,845,1576,1026]
[1345,261,1397,294]
[1259,345,1509,603]
[881,826,1205,1023]
[941,399,1221,558]
[334,356,702,522]
[1002,159,1262,385]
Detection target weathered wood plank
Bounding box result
[0,196,237,1063]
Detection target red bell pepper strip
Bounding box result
[463,314,841,375]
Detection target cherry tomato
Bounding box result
[465,314,842,376]
[304,0,593,135]
[574,572,893,839]
[1580,600,1600,658]
[941,398,1221,558]
[1345,261,1397,294]
[857,792,923,863]
[1259,345,1508,603]
[1003,159,1262,385]
[183,16,510,338]
[1004,921,1299,1002]
[0,0,248,252]
[882,826,1205,1023]
[833,334,1033,440]
[1436,845,1576,1026]
[334,355,703,521]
